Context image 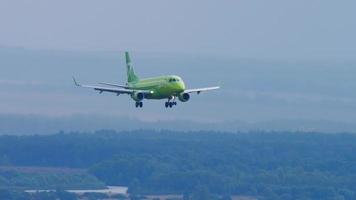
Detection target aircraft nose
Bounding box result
[179,81,186,91]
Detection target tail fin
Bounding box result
[125,52,139,83]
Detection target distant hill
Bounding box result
[1,47,356,128]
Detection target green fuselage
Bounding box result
[128,75,185,99]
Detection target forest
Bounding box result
[0,130,355,200]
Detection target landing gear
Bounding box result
[135,101,143,108]
[165,102,174,108]
[165,98,177,108]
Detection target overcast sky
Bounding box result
[0,0,356,60]
[1,0,356,128]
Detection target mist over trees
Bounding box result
[1,114,356,135]
[0,130,355,199]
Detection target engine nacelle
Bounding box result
[178,93,190,102]
[131,92,144,101]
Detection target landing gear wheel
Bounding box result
[135,102,143,108]
[165,101,177,108]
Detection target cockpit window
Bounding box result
[169,78,179,82]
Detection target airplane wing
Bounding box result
[98,82,132,89]
[73,77,152,95]
[184,86,220,94]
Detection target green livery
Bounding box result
[125,52,139,83]
[125,52,185,100]
[74,52,219,108]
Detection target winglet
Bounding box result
[72,76,81,87]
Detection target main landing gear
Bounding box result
[165,97,177,108]
[135,101,143,108]
[165,101,177,108]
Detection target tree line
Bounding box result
[0,130,355,199]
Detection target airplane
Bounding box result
[73,52,219,108]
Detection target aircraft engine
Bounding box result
[178,92,190,102]
[131,92,144,101]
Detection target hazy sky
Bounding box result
[0,0,356,60]
[1,1,356,127]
